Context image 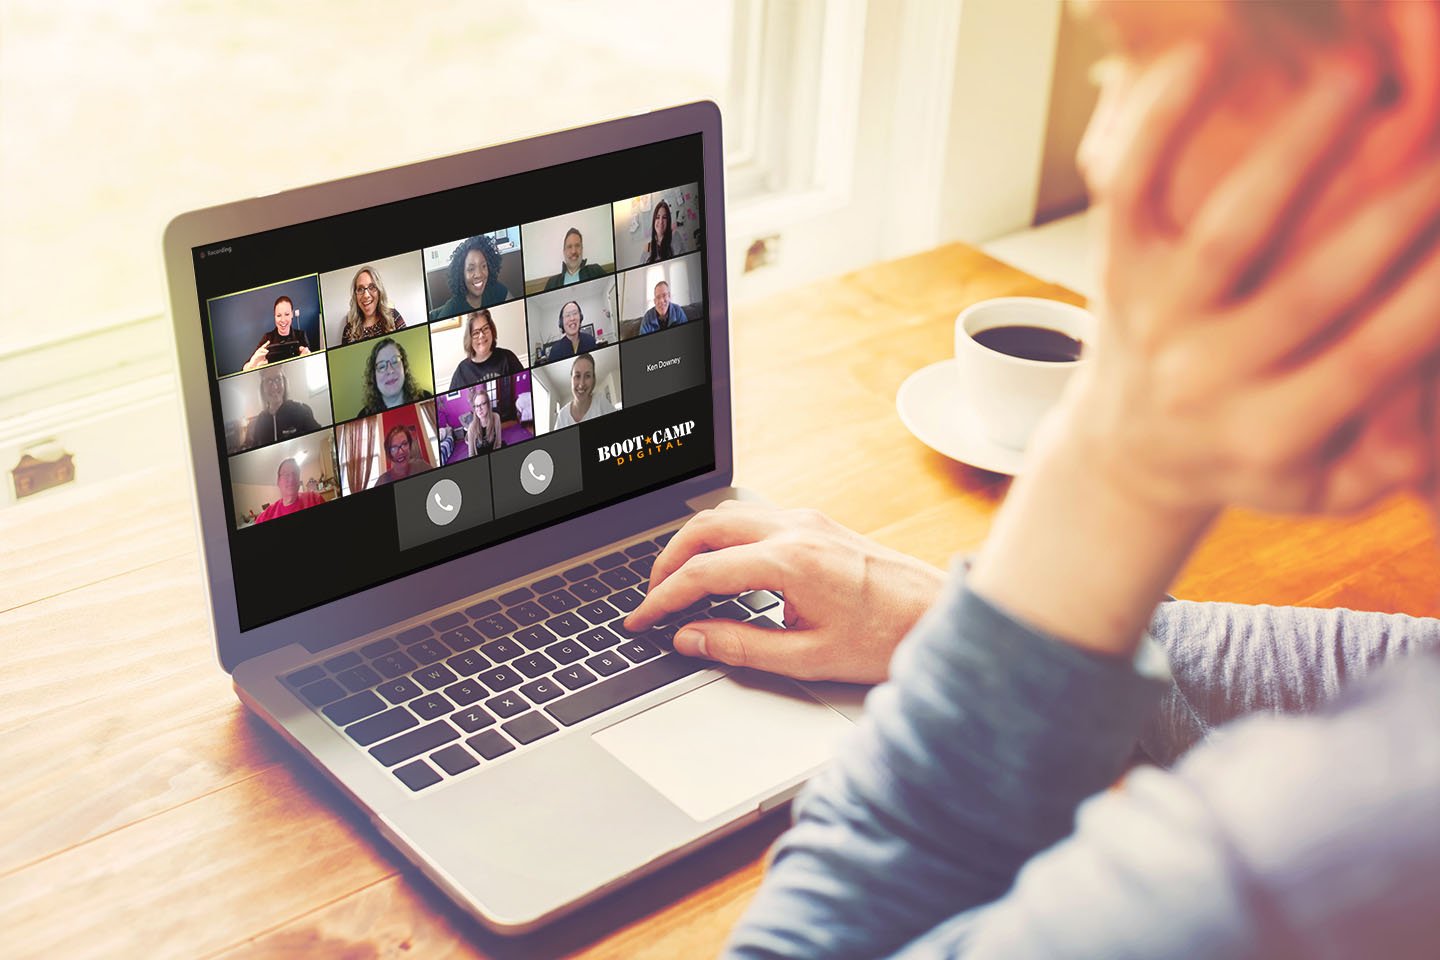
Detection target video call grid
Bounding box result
[209,182,706,530]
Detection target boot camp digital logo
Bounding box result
[597,420,697,465]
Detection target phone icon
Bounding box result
[424,479,463,527]
[527,462,548,483]
[434,493,456,512]
[519,450,556,496]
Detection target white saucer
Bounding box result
[896,360,1027,475]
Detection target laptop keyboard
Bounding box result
[281,530,783,792]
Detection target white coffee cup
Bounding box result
[954,296,1097,450]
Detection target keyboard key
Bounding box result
[299,678,346,707]
[537,589,580,614]
[430,611,468,632]
[407,639,451,665]
[394,759,442,791]
[413,664,458,690]
[377,677,423,704]
[322,690,386,725]
[533,575,566,593]
[625,541,659,558]
[452,706,495,733]
[654,530,677,547]
[335,664,381,693]
[440,626,483,652]
[563,562,597,581]
[515,653,558,678]
[411,693,454,721]
[346,706,419,746]
[323,651,362,672]
[570,578,609,601]
[464,599,501,619]
[466,730,514,760]
[499,586,533,605]
[372,651,418,679]
[586,651,628,677]
[443,678,487,706]
[599,567,641,590]
[446,650,489,676]
[503,712,558,745]
[609,589,643,614]
[396,626,431,646]
[546,640,587,665]
[520,677,563,703]
[545,612,588,637]
[595,551,628,569]
[284,665,326,687]
[553,664,598,690]
[515,625,558,650]
[361,638,399,659]
[630,555,656,578]
[577,627,621,652]
[479,638,524,663]
[739,590,781,613]
[548,656,705,726]
[709,601,750,621]
[485,692,529,719]
[475,614,517,640]
[752,617,785,630]
[577,600,620,625]
[508,601,547,626]
[619,639,662,664]
[370,721,459,767]
[478,666,523,691]
[431,744,479,776]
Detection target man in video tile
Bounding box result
[245,368,321,449]
[543,228,607,291]
[242,296,312,371]
[253,457,325,524]
[638,280,690,335]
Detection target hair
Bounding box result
[654,280,670,293]
[342,265,401,342]
[383,424,412,465]
[447,235,502,306]
[258,367,289,404]
[465,385,500,452]
[647,200,674,263]
[564,227,583,245]
[273,295,294,314]
[558,299,584,332]
[571,351,596,378]
[275,457,300,484]
[461,309,497,361]
[361,337,429,412]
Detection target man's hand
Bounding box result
[625,502,945,683]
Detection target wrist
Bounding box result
[969,417,1215,657]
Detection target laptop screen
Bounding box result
[190,134,715,631]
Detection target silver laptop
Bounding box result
[161,101,861,933]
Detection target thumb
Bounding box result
[673,620,822,681]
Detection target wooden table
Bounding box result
[5,243,1439,959]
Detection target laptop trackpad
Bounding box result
[592,669,854,822]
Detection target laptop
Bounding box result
[161,101,862,933]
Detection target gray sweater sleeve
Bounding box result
[1141,601,1440,764]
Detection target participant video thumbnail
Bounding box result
[319,254,427,348]
[217,352,334,455]
[616,251,704,341]
[208,275,323,378]
[429,300,529,392]
[612,182,701,272]
[229,429,338,529]
[335,401,440,496]
[423,228,523,323]
[326,325,435,424]
[525,277,617,367]
[531,344,623,433]
[520,205,616,296]
[435,372,535,465]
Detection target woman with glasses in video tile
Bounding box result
[340,265,407,345]
[464,386,504,456]
[374,425,426,487]
[357,337,432,417]
[449,309,523,390]
[245,368,320,449]
[429,235,511,321]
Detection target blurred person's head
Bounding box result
[571,352,596,402]
[384,425,413,471]
[272,296,294,336]
[563,228,585,272]
[449,235,501,306]
[343,265,400,340]
[559,300,583,338]
[654,281,671,316]
[259,369,288,411]
[276,457,301,504]
[462,309,497,362]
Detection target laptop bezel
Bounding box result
[162,101,733,674]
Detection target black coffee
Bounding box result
[972,325,1083,363]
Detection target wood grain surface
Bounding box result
[4,242,1437,959]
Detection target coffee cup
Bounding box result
[954,296,1097,450]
